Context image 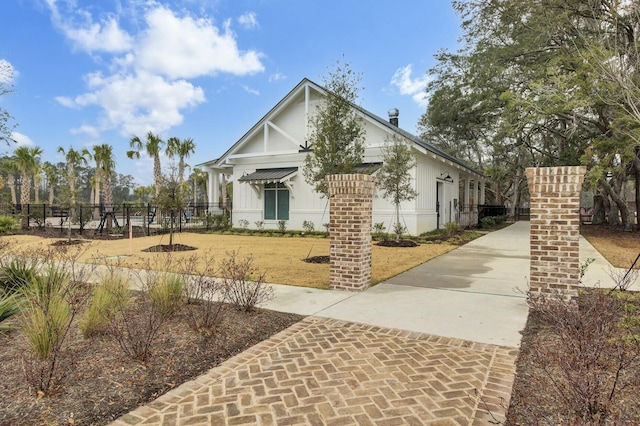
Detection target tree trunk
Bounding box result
[600,178,630,230]
[103,176,114,232]
[634,154,640,228]
[592,194,606,224]
[8,175,16,205]
[20,173,30,230]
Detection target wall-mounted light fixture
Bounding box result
[438,172,454,183]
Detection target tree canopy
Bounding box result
[0,61,16,145]
[420,0,640,229]
[303,60,366,196]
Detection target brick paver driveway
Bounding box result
[111,317,517,426]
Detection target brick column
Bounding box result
[525,166,586,298]
[327,174,375,291]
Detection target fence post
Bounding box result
[146,203,150,237]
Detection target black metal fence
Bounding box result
[0,202,232,236]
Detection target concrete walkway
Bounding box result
[110,222,624,425]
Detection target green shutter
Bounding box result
[277,187,289,220]
[264,188,276,220]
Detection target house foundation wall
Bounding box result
[525,166,586,298]
[327,174,375,291]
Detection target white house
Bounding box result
[198,78,485,234]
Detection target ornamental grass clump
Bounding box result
[80,270,132,338]
[149,272,186,317]
[18,266,86,394]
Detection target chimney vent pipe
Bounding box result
[388,108,399,126]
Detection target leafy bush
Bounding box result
[80,270,132,338]
[277,220,287,232]
[0,215,19,234]
[480,216,496,228]
[372,222,386,240]
[219,250,274,312]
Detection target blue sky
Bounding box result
[0,0,461,186]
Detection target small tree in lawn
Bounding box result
[156,172,186,247]
[377,134,417,241]
[303,59,366,196]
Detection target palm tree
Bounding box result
[33,166,42,204]
[192,168,208,204]
[128,132,164,199]
[166,137,195,187]
[57,146,90,208]
[0,156,18,205]
[93,144,116,231]
[133,185,154,204]
[42,162,59,205]
[14,146,43,229]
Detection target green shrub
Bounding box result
[0,259,37,295]
[80,271,132,338]
[372,222,386,240]
[149,273,186,317]
[480,216,496,228]
[0,291,25,329]
[277,220,287,232]
[444,221,458,236]
[0,216,19,234]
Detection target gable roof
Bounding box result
[200,78,483,177]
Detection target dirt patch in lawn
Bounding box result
[0,299,303,425]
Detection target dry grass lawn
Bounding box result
[2,233,457,289]
[581,225,640,269]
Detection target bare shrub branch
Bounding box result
[219,250,274,312]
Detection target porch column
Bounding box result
[480,179,486,205]
[327,174,375,291]
[208,169,219,208]
[464,177,471,211]
[473,179,479,211]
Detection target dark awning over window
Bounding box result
[238,167,298,184]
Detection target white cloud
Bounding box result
[242,85,260,95]
[390,65,430,108]
[268,72,286,83]
[45,1,132,53]
[62,71,205,137]
[135,7,264,79]
[11,132,34,147]
[238,12,259,29]
[51,3,265,140]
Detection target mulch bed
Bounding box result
[506,290,640,424]
[0,300,303,425]
[376,239,419,247]
[303,255,330,264]
[142,244,197,252]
